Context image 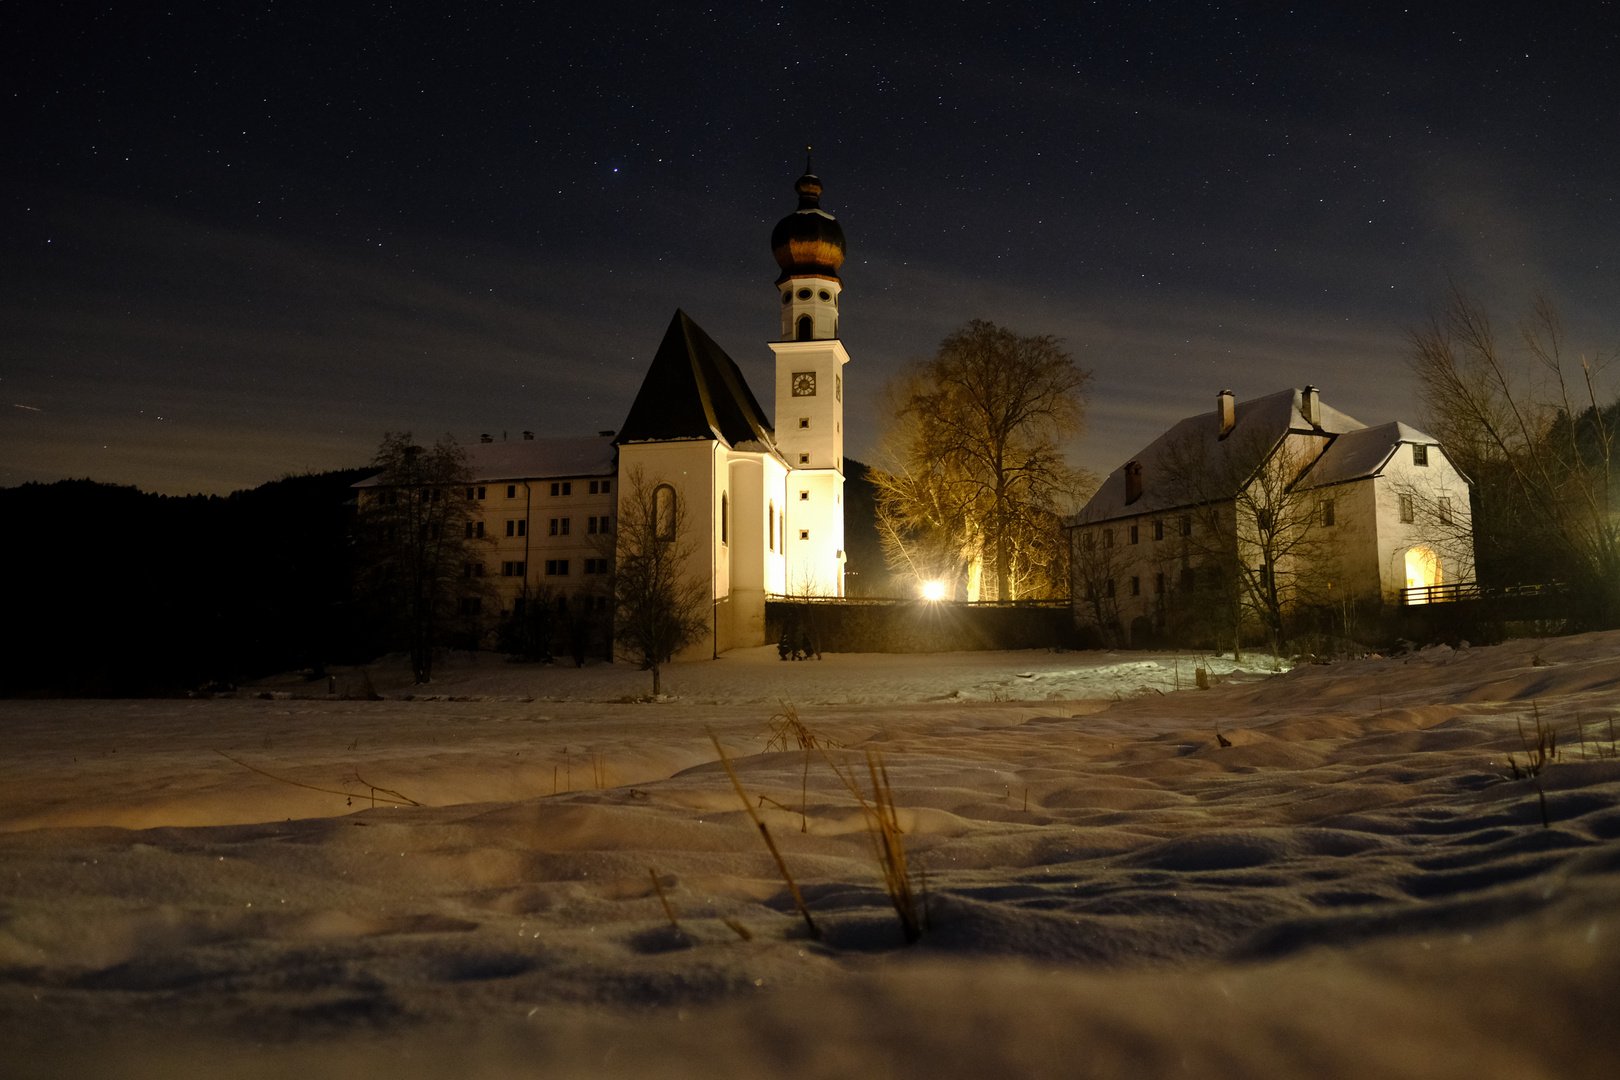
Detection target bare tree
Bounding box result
[873,320,1093,600]
[1409,288,1618,624]
[611,467,709,696]
[355,432,490,683]
[1156,426,1334,651]
[1068,514,1127,646]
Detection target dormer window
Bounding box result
[1413,444,1429,466]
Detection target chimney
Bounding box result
[1302,385,1321,427]
[1217,389,1235,437]
[1124,460,1143,504]
[522,430,535,440]
[480,433,494,444]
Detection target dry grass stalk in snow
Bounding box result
[764,700,843,752]
[708,730,820,940]
[824,748,923,943]
[648,868,679,929]
[212,750,421,808]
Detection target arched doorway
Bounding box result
[1404,545,1441,603]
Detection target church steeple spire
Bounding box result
[770,160,846,341]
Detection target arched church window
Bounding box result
[720,492,728,545]
[769,502,775,552]
[654,484,676,542]
[796,315,813,341]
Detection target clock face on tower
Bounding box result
[791,371,817,397]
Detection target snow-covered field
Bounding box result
[3,638,1619,1078]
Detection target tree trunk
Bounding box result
[651,663,662,697]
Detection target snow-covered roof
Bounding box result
[1297,420,1437,489]
[1075,388,1365,522]
[354,434,616,488]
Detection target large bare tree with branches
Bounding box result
[355,432,490,683]
[611,467,709,695]
[873,320,1092,600]
[1409,288,1618,624]
[1155,426,1334,651]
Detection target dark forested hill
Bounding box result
[1,469,373,695]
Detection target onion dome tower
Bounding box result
[770,159,846,341]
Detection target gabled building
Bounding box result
[357,164,851,657]
[1069,386,1474,645]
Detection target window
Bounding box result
[594,596,610,612]
[1154,572,1164,595]
[501,561,525,577]
[1103,528,1114,548]
[599,515,611,533]
[466,521,486,539]
[1255,508,1273,532]
[1129,524,1139,545]
[655,485,676,541]
[769,503,776,551]
[588,515,598,534]
[549,518,558,536]
[512,597,526,616]
[1180,515,1192,537]
[800,490,810,501]
[584,558,609,574]
[601,480,610,494]
[1131,576,1141,596]
[457,597,482,615]
[1083,531,1095,550]
[799,453,810,465]
[560,517,570,535]
[836,374,842,402]
[507,485,517,498]
[1320,499,1336,527]
[1105,579,1115,598]
[1180,567,1196,592]
[799,417,809,429]
[1154,520,1164,541]
[505,520,516,537]
[796,314,813,340]
[589,480,600,494]
[799,529,809,541]
[1399,494,1415,523]
[1413,444,1429,467]
[478,486,486,499]
[466,487,475,500]
[1439,497,1453,525]
[545,559,570,576]
[720,493,728,544]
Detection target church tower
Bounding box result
[769,161,849,596]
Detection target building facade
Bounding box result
[358,165,851,657]
[1069,386,1475,645]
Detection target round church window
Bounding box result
[781,291,792,305]
[818,290,831,301]
[797,288,813,300]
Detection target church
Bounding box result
[430,164,852,657]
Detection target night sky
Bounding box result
[4,2,1618,495]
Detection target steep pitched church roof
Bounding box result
[616,310,777,449]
